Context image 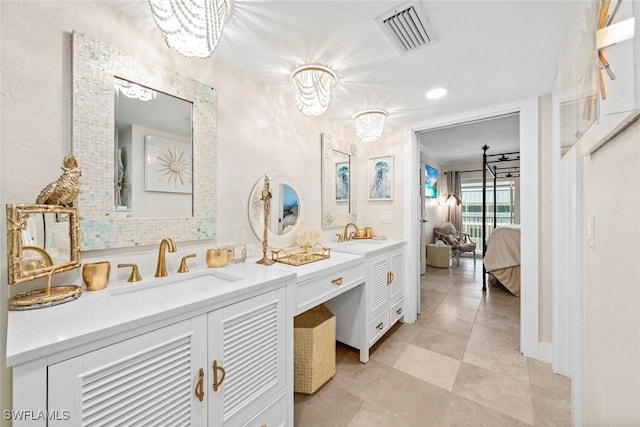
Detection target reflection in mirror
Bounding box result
[321,133,357,228]
[6,204,80,285]
[114,77,193,217]
[72,32,216,250]
[248,172,304,248]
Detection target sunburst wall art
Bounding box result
[144,135,192,194]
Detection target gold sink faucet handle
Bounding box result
[118,263,142,282]
[178,254,196,273]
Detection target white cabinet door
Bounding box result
[388,249,404,305]
[48,316,208,426]
[208,287,287,427]
[369,255,389,315]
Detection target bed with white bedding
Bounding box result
[483,225,520,296]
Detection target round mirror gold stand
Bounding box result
[8,268,82,311]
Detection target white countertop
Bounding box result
[326,239,405,257]
[6,261,296,367]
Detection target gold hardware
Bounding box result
[336,233,343,243]
[331,277,343,286]
[354,228,367,238]
[365,227,373,238]
[376,322,384,330]
[194,368,205,402]
[155,237,177,277]
[178,254,196,273]
[212,360,226,392]
[342,222,358,241]
[8,267,82,310]
[82,261,111,291]
[389,272,395,284]
[118,263,142,282]
[386,272,391,285]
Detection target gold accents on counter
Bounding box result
[331,277,343,286]
[271,244,331,266]
[118,263,142,282]
[194,368,205,402]
[35,154,81,206]
[206,248,229,268]
[82,261,111,291]
[178,254,196,273]
[256,175,275,266]
[8,268,82,311]
[155,238,177,278]
[342,222,358,241]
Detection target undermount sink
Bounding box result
[109,269,241,296]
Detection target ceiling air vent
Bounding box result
[376,1,436,54]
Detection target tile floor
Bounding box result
[294,257,572,426]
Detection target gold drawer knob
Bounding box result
[331,277,343,286]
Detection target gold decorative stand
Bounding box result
[256,175,275,266]
[8,268,82,311]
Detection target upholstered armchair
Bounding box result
[434,222,477,267]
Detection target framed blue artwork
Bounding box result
[425,164,438,198]
[368,155,393,200]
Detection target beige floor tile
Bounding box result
[348,401,420,427]
[393,343,461,391]
[442,393,533,427]
[331,350,391,401]
[411,327,470,360]
[415,312,475,338]
[453,362,534,425]
[442,293,483,309]
[530,384,572,427]
[368,368,452,426]
[294,379,363,427]
[463,336,529,383]
[470,322,520,350]
[527,359,571,400]
[434,301,479,322]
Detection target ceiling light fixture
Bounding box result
[426,88,447,100]
[149,0,229,58]
[290,65,337,116]
[353,109,389,142]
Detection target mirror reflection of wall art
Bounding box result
[335,162,349,202]
[145,135,192,193]
[368,155,393,201]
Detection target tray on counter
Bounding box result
[271,244,331,266]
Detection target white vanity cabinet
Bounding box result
[7,265,296,427]
[47,288,287,427]
[326,240,406,363]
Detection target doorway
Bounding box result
[402,99,540,359]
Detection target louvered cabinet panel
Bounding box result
[369,256,389,314]
[208,287,287,426]
[48,317,208,426]
[388,249,405,304]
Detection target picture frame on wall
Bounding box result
[425,164,438,198]
[368,155,393,200]
[145,135,192,194]
[335,161,349,202]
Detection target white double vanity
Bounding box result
[7,240,405,426]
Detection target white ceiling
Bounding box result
[101,0,577,162]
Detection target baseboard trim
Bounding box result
[538,342,553,363]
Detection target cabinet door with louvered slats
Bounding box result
[208,287,287,427]
[48,316,208,426]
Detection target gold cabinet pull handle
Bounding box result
[389,272,395,284]
[212,360,226,392]
[331,276,343,286]
[386,271,391,285]
[194,368,205,402]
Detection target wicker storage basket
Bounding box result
[294,304,336,394]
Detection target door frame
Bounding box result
[402,98,540,358]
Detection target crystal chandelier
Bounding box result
[290,65,337,116]
[353,109,388,142]
[149,0,229,58]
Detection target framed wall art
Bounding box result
[335,161,349,202]
[144,135,192,194]
[368,155,393,200]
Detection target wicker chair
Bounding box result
[434,222,477,267]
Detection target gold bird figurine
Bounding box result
[35,155,82,206]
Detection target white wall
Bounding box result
[581,120,640,425]
[0,1,365,418]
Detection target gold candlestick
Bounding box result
[256,175,275,265]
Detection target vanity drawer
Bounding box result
[296,264,364,313]
[367,311,389,347]
[390,297,405,325]
[242,392,286,427]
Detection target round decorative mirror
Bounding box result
[248,171,304,248]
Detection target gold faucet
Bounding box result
[155,238,177,277]
[342,223,358,242]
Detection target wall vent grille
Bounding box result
[376,2,436,54]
